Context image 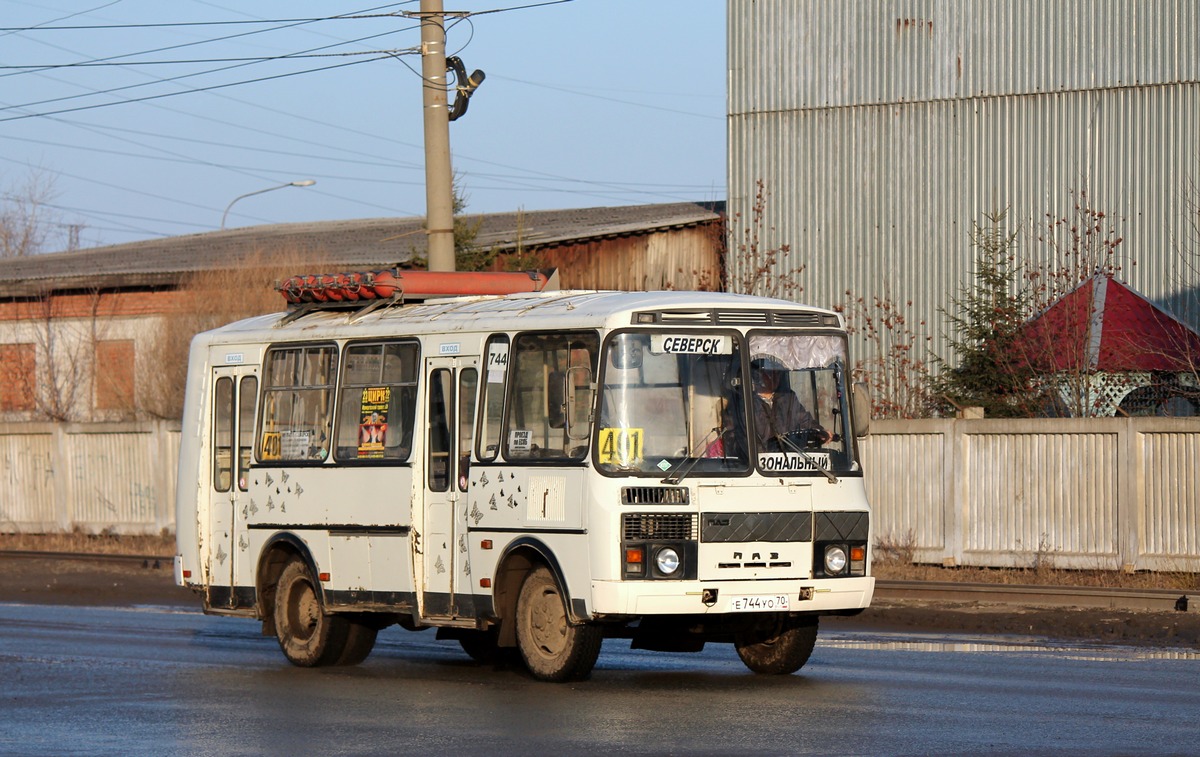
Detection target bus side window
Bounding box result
[505,331,598,460]
[213,376,234,491]
[458,368,478,491]
[477,335,509,462]
[333,341,419,463]
[427,369,453,492]
[258,344,337,463]
[237,376,257,491]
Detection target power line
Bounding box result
[0,55,394,123]
[0,1,122,40]
[0,9,413,32]
[459,1,575,17]
[0,50,402,70]
[0,43,416,114]
[0,130,424,174]
[0,3,414,81]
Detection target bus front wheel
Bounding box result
[274,558,374,667]
[515,566,602,682]
[734,616,819,675]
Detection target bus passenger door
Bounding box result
[421,357,478,619]
[207,366,258,609]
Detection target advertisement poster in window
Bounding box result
[358,387,390,458]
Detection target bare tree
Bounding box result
[1,170,68,257]
[838,290,938,419]
[140,245,331,420]
[726,179,804,299]
[1023,190,1138,416]
[5,290,108,422]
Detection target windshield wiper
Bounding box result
[661,426,721,485]
[774,432,838,483]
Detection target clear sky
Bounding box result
[0,1,726,250]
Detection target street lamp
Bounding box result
[221,180,316,229]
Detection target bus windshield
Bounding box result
[597,331,748,476]
[742,333,856,475]
[596,331,857,477]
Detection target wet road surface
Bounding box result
[1,601,1197,755]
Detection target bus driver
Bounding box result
[744,358,831,451]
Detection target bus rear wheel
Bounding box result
[734,615,819,675]
[274,558,369,667]
[335,619,378,666]
[458,628,501,664]
[516,566,602,682]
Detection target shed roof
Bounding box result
[0,202,722,297]
[1022,275,1200,372]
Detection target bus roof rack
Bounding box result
[273,268,559,324]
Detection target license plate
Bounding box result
[729,594,790,612]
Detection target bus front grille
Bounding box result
[622,513,698,541]
[621,486,690,505]
[701,512,814,543]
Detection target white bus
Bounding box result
[175,272,875,682]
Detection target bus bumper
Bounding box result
[590,576,875,617]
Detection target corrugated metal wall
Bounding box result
[728,1,1200,366]
[863,417,1200,571]
[730,1,1200,110]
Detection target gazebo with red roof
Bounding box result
[1021,274,1200,373]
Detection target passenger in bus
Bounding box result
[738,358,831,452]
[309,429,330,461]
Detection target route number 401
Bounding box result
[598,427,644,465]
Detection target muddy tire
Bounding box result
[274,558,350,667]
[516,566,602,682]
[335,619,378,666]
[458,628,501,664]
[734,616,819,675]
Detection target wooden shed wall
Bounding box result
[505,226,722,292]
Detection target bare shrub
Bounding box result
[1023,190,1140,416]
[1,169,68,257]
[873,529,918,566]
[838,292,938,418]
[726,179,803,299]
[140,244,329,420]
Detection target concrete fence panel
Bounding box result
[0,421,180,536]
[0,426,56,531]
[863,417,1200,572]
[0,419,1196,573]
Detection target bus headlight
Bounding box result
[824,545,848,575]
[655,547,681,576]
[621,513,697,580]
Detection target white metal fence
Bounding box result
[1,419,1197,572]
[862,418,1200,573]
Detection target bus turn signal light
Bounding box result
[625,547,645,575]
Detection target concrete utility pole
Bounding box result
[419,0,455,272]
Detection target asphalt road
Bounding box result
[2,599,1199,756]
[4,556,1199,648]
[3,556,1200,754]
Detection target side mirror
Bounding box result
[548,370,566,429]
[852,383,872,437]
[565,365,593,440]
